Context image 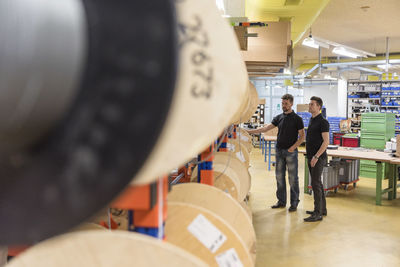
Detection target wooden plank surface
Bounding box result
[298,147,394,162]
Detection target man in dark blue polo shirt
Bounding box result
[247,94,305,212]
[304,96,330,222]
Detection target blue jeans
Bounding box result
[275,147,300,207]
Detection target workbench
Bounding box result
[299,147,399,205]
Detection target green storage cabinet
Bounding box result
[359,159,385,179]
[360,133,389,149]
[360,113,395,133]
[359,113,395,178]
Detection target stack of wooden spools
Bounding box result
[3,0,260,266]
[7,85,260,267]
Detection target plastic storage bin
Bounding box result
[331,159,360,190]
[341,136,360,147]
[308,164,340,196]
[333,132,345,145]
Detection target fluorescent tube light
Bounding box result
[302,37,319,48]
[332,47,360,58]
[324,74,337,80]
[302,36,329,49]
[377,64,392,69]
[284,68,292,74]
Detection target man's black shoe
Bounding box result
[306,210,327,216]
[304,214,323,222]
[288,206,297,212]
[271,203,286,209]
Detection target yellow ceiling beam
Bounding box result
[245,0,331,46]
[296,55,400,72]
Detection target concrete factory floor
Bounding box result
[248,148,400,267]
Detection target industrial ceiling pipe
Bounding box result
[0,0,247,244]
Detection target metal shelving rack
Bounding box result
[347,80,382,133]
[347,80,400,134]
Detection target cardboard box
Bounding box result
[340,119,352,132]
[296,104,309,113]
[241,22,291,63]
[396,135,400,157]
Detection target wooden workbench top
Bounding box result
[298,147,395,163]
[261,133,277,141]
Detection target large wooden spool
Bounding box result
[232,81,251,125]
[240,201,253,221]
[71,223,106,232]
[0,0,249,244]
[236,129,253,153]
[165,202,253,267]
[240,82,259,123]
[214,152,251,197]
[235,81,259,124]
[168,183,256,262]
[133,0,248,184]
[227,138,250,167]
[191,152,251,202]
[6,231,207,267]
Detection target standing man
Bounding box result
[304,96,330,222]
[247,94,305,212]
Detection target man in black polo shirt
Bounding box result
[247,94,305,211]
[304,96,330,222]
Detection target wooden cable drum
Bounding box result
[168,183,256,262]
[191,152,251,202]
[132,0,248,185]
[6,231,207,267]
[227,139,250,167]
[236,129,253,153]
[232,81,250,125]
[239,201,253,222]
[234,82,252,124]
[241,81,260,123]
[165,202,253,267]
[0,0,247,243]
[71,223,106,232]
[214,154,251,201]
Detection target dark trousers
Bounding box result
[308,156,327,215]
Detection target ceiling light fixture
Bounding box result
[284,68,292,74]
[302,36,330,49]
[332,47,361,58]
[377,64,392,69]
[301,30,376,58]
[302,28,329,49]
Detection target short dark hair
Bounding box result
[310,96,323,109]
[281,94,294,103]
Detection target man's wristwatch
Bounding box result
[313,155,319,160]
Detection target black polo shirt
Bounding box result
[271,111,304,149]
[306,113,330,159]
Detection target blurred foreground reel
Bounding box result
[0,0,177,244]
[0,0,247,244]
